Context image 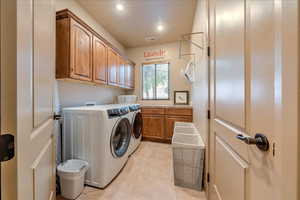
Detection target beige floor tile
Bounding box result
[57,141,206,200]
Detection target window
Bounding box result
[142,63,169,100]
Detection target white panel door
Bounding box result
[1,0,56,199]
[18,0,56,199]
[208,0,291,200]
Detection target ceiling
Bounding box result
[76,0,197,48]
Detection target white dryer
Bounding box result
[62,105,132,188]
[128,104,142,155]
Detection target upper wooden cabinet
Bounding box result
[118,56,125,87]
[56,9,135,89]
[70,19,93,81]
[107,48,118,86]
[93,36,107,84]
[56,15,93,81]
[125,62,135,89]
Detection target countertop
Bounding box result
[140,104,193,109]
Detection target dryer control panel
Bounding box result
[107,107,130,118]
[129,105,141,112]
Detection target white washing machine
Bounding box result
[128,104,142,155]
[62,104,132,188]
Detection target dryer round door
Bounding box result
[110,118,131,158]
[132,112,143,139]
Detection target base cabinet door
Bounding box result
[165,116,193,140]
[142,115,165,140]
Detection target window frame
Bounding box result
[141,61,170,100]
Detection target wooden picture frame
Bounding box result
[174,91,189,105]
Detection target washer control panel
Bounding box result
[107,107,130,118]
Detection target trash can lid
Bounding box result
[57,159,89,174]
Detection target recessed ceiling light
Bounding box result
[157,25,164,31]
[116,3,124,11]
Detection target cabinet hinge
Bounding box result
[207,46,211,57]
[207,173,210,183]
[207,110,211,120]
[273,143,276,157]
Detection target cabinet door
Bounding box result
[165,116,193,140]
[124,62,134,88]
[70,19,93,81]
[124,62,130,88]
[129,63,135,88]
[118,56,125,87]
[125,62,135,89]
[93,36,107,84]
[107,48,118,85]
[142,115,165,140]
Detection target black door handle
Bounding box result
[236,133,269,151]
[0,134,15,162]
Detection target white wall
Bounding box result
[54,0,127,163]
[190,0,209,192]
[126,42,192,105]
[191,0,209,144]
[55,81,125,108]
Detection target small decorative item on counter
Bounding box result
[174,91,189,105]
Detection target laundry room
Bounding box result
[1,0,299,199]
[53,0,208,199]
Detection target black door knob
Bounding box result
[0,134,15,162]
[236,133,269,151]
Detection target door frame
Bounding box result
[0,0,18,200]
[207,0,299,199]
[0,0,2,196]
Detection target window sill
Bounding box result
[141,99,170,101]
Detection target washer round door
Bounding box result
[132,112,143,139]
[110,118,131,158]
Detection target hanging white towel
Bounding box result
[184,59,195,83]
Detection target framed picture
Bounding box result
[174,91,189,105]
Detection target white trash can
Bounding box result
[173,126,198,135]
[174,122,198,135]
[172,133,205,191]
[57,159,89,199]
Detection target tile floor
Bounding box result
[57,141,206,200]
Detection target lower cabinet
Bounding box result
[142,115,165,141]
[165,116,193,141]
[142,107,193,143]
